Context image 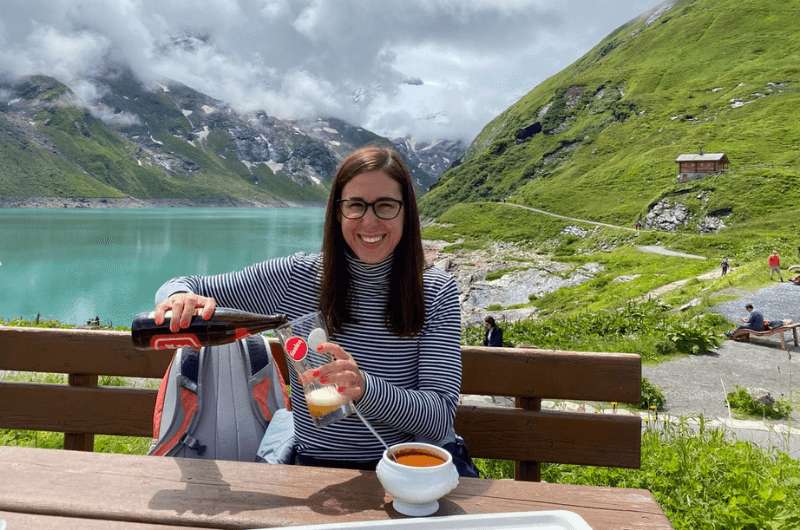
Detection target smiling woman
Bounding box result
[152,146,477,476]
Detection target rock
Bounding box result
[644,200,690,231]
[746,388,775,408]
[561,225,588,238]
[678,298,701,311]
[698,216,726,233]
[577,262,604,275]
[613,274,640,284]
[433,258,451,271]
[515,121,542,143]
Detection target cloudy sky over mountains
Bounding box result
[0,0,662,141]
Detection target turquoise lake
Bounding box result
[0,208,324,327]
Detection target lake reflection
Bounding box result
[0,208,324,326]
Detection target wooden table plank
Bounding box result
[0,447,671,529]
[0,511,209,530]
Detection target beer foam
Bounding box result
[306,386,345,407]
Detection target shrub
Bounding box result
[664,316,723,355]
[462,300,728,363]
[726,386,793,420]
[640,377,666,411]
[476,420,800,529]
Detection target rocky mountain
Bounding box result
[0,71,464,205]
[391,137,466,191]
[294,116,465,191]
[422,0,800,234]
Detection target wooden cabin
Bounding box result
[675,152,728,182]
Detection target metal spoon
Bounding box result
[352,404,398,463]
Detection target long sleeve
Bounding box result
[154,253,308,315]
[356,276,462,442]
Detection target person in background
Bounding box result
[768,250,783,281]
[726,303,764,338]
[483,316,504,347]
[720,257,730,277]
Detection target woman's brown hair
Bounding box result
[320,146,425,336]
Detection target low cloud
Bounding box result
[0,0,662,142]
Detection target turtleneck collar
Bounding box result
[345,249,393,281]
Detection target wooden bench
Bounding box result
[733,322,800,350]
[0,326,642,481]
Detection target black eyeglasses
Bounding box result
[337,198,404,220]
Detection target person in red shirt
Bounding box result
[768,250,784,281]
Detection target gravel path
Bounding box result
[499,202,636,231]
[644,328,800,457]
[713,281,800,324]
[636,245,707,260]
[644,340,799,422]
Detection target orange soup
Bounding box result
[394,450,445,467]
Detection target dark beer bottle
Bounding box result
[131,307,288,350]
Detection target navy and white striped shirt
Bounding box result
[155,252,462,462]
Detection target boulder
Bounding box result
[747,387,775,408]
[698,216,726,233]
[644,200,690,231]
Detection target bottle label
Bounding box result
[150,334,202,350]
[285,336,308,361]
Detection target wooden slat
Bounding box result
[455,406,641,468]
[0,326,171,378]
[0,446,672,529]
[462,346,641,402]
[1,328,641,403]
[0,382,155,437]
[0,511,211,529]
[0,383,641,468]
[64,374,99,451]
[515,397,542,481]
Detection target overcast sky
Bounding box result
[0,0,663,142]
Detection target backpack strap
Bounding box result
[149,347,203,456]
[245,335,290,422]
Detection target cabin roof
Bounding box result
[675,153,727,162]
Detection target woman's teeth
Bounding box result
[360,234,385,243]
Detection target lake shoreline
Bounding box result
[0,197,326,209]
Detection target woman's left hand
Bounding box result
[309,342,366,402]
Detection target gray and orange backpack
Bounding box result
[149,334,289,461]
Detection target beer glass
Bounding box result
[275,311,356,428]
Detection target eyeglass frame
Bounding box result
[336,197,404,220]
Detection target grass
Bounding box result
[475,419,800,530]
[423,0,800,228]
[0,429,152,455]
[727,386,793,420]
[462,299,727,363]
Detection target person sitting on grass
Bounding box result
[726,303,764,339]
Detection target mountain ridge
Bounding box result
[0,71,463,205]
[422,0,800,235]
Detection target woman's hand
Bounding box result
[153,293,217,332]
[309,342,366,402]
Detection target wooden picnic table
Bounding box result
[0,446,671,529]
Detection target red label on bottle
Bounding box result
[285,336,308,361]
[150,334,202,350]
[234,327,250,340]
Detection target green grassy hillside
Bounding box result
[0,75,331,204]
[422,0,800,233]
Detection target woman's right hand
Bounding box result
[154,293,217,332]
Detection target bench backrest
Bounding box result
[0,326,641,481]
